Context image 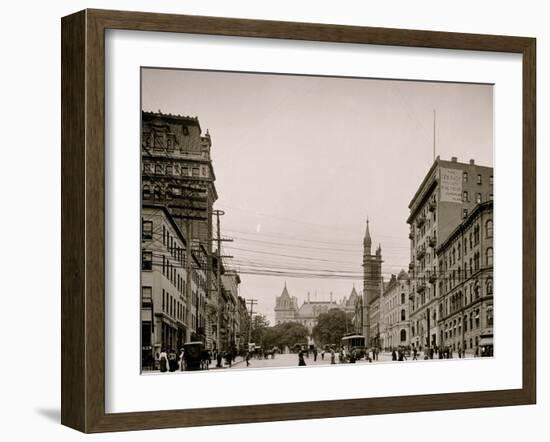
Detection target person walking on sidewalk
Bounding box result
[298,350,307,366]
[159,348,169,373]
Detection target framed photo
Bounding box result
[61,9,536,433]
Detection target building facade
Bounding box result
[407,156,493,351]
[141,111,218,345]
[141,205,209,367]
[436,201,493,355]
[380,271,411,350]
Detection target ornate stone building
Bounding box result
[380,270,411,350]
[274,284,358,343]
[141,111,221,349]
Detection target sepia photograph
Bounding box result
[140,68,494,373]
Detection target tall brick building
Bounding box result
[407,156,493,351]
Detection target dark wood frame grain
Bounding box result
[61,8,536,433]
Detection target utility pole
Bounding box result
[433,109,437,162]
[213,209,234,351]
[246,298,258,346]
[185,220,193,342]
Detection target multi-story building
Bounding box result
[221,273,241,352]
[407,156,493,351]
[362,220,383,346]
[141,205,198,368]
[436,201,493,355]
[236,296,250,353]
[141,111,218,344]
[380,271,411,350]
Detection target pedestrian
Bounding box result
[313,347,318,362]
[216,351,223,368]
[225,350,232,367]
[298,350,307,366]
[168,348,178,372]
[330,349,336,364]
[392,349,397,361]
[321,350,325,360]
[245,351,251,367]
[159,348,169,373]
[413,348,418,360]
[179,348,185,371]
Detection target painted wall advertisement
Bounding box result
[439,168,462,203]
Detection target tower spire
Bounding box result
[363,218,372,254]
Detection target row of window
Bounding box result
[440,220,493,272]
[462,190,493,204]
[162,255,186,296]
[162,224,186,266]
[443,278,493,314]
[462,171,493,186]
[143,162,207,178]
[143,127,191,150]
[162,288,186,323]
[442,307,493,342]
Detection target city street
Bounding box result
[227,351,459,370]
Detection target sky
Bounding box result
[142,68,493,324]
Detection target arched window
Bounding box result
[486,220,493,238]
[153,186,161,200]
[487,278,493,295]
[401,293,406,305]
[400,329,407,342]
[486,247,493,266]
[401,309,406,321]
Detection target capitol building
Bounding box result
[274,283,360,336]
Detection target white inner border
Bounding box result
[105,29,523,413]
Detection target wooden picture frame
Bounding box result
[61,8,536,433]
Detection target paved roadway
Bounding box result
[229,350,476,370]
[229,351,395,370]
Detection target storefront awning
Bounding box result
[479,337,493,346]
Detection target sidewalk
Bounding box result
[207,355,246,370]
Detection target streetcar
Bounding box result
[341,334,366,360]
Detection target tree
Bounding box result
[262,321,309,350]
[312,309,353,347]
[249,314,270,346]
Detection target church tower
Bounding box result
[362,219,383,345]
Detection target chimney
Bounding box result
[330,292,333,303]
[451,156,458,162]
[469,159,475,165]
[307,292,310,303]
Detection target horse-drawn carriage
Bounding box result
[183,341,204,371]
